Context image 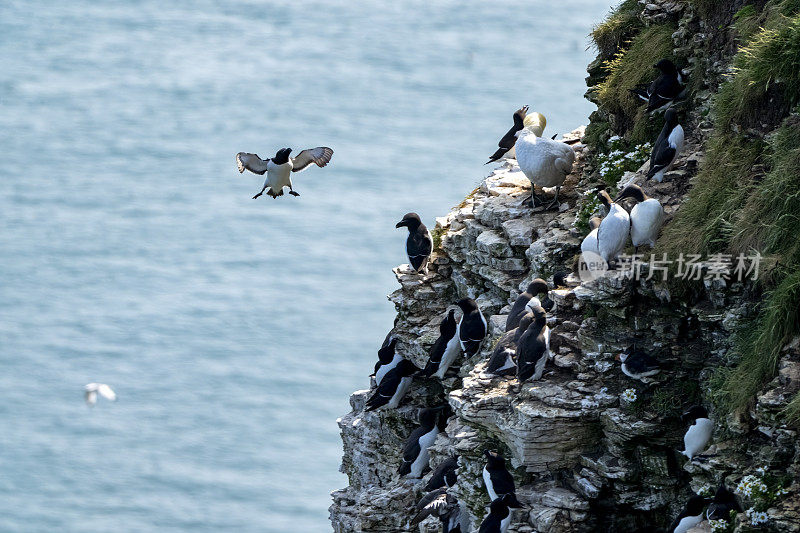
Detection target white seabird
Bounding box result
[85,383,116,406]
[515,124,575,210]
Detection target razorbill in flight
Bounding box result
[647,108,685,182]
[515,306,551,383]
[596,190,631,266]
[479,494,518,533]
[373,333,400,386]
[706,480,742,521]
[680,405,713,460]
[482,450,523,507]
[505,278,551,332]
[457,298,487,358]
[411,487,462,533]
[84,383,116,406]
[485,106,547,164]
[364,359,418,411]
[630,59,686,113]
[615,346,660,382]
[236,146,333,199]
[398,407,441,478]
[515,125,575,209]
[424,455,459,491]
[423,310,458,377]
[484,312,533,378]
[396,213,434,274]
[615,184,664,251]
[669,494,712,533]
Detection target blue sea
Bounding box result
[0,1,613,530]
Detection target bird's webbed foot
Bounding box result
[289,190,300,197]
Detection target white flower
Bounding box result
[709,519,729,532]
[621,388,637,402]
[736,475,768,499]
[746,507,769,525]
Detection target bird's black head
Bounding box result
[273,147,292,164]
[553,270,569,288]
[484,449,506,468]
[529,305,547,328]
[615,184,647,204]
[396,212,422,230]
[418,407,440,427]
[456,298,478,314]
[515,312,535,339]
[396,358,419,377]
[526,279,549,297]
[654,58,677,74]
[440,309,457,333]
[489,497,511,518]
[681,405,709,424]
[664,108,680,128]
[596,189,613,209]
[685,494,712,515]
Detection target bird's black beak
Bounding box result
[396,220,408,228]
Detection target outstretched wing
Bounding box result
[236,152,269,175]
[291,147,334,172]
[97,384,117,401]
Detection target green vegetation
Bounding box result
[430,225,445,250]
[590,0,644,58]
[649,379,701,418]
[595,24,676,143]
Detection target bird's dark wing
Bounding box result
[424,335,449,376]
[506,295,531,331]
[291,147,334,172]
[399,426,426,475]
[647,141,676,177]
[489,468,516,496]
[516,333,546,382]
[364,370,401,411]
[425,457,458,491]
[236,152,269,175]
[628,352,660,373]
[629,85,650,101]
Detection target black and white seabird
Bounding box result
[596,190,631,266]
[515,306,551,383]
[411,487,462,533]
[364,359,418,411]
[478,494,518,533]
[615,184,664,251]
[457,298,487,358]
[396,213,433,274]
[629,59,686,113]
[482,450,523,507]
[615,345,660,382]
[515,125,575,209]
[373,333,400,386]
[506,279,552,332]
[424,456,459,491]
[423,310,458,377]
[680,405,713,460]
[398,407,441,478]
[647,108,685,182]
[669,494,712,533]
[706,480,742,521]
[485,106,547,164]
[236,146,333,199]
[484,312,534,378]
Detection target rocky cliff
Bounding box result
[330,1,800,531]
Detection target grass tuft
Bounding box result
[590,0,644,58]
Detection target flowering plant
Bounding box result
[621,388,637,402]
[595,137,651,187]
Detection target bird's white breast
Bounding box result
[434,332,462,379]
[376,354,401,386]
[683,417,713,458]
[673,514,702,533]
[483,466,497,501]
[410,427,440,478]
[630,199,664,248]
[597,204,630,264]
[581,228,599,255]
[267,161,293,191]
[387,377,412,408]
[515,132,575,187]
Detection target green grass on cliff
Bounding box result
[595,24,676,143]
[591,0,644,58]
[656,9,800,422]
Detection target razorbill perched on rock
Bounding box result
[596,190,631,266]
[236,146,333,199]
[423,310,458,377]
[516,306,550,383]
[424,456,459,491]
[373,333,399,386]
[364,359,418,411]
[630,59,685,113]
[505,279,552,331]
[681,405,713,460]
[669,494,711,533]
[396,213,433,274]
[615,184,664,251]
[482,450,523,507]
[615,345,660,382]
[647,108,685,182]
[411,487,461,533]
[706,480,742,521]
[457,298,487,358]
[485,106,546,164]
[84,383,116,406]
[399,407,441,478]
[483,313,533,378]
[478,494,518,533]
[515,125,575,209]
